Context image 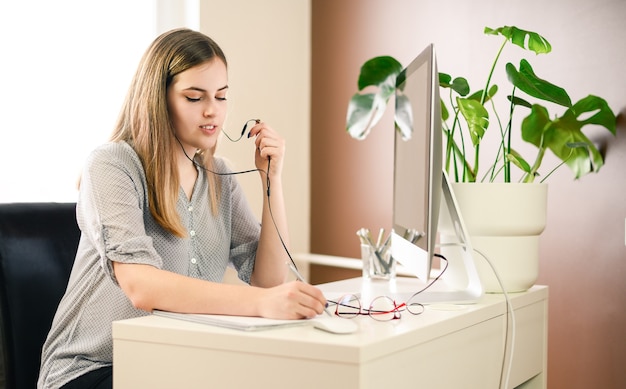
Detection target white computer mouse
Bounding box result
[311,316,358,334]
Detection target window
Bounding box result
[0,1,157,201]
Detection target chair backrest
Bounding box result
[0,203,79,389]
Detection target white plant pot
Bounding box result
[439,183,548,293]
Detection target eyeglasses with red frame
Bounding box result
[328,294,424,321]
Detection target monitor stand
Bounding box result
[390,171,483,305]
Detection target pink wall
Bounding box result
[311,1,626,388]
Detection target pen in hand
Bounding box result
[285,261,332,316]
[286,261,306,282]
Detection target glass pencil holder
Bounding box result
[361,244,396,280]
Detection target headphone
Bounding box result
[175,119,297,270]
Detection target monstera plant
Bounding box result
[346,25,617,183]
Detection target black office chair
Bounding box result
[0,203,79,389]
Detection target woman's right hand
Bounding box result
[257,281,328,320]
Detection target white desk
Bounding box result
[113,277,547,389]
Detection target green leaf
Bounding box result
[506,149,532,173]
[506,59,572,107]
[521,104,550,147]
[467,85,497,103]
[357,56,403,91]
[439,73,470,96]
[521,101,616,179]
[346,93,386,140]
[439,72,452,86]
[467,90,483,102]
[450,78,470,96]
[572,95,616,134]
[345,56,402,140]
[441,100,450,121]
[457,97,489,145]
[484,26,552,54]
[508,95,532,108]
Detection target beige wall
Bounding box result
[198,0,311,258]
[311,0,626,388]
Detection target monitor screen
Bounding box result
[391,43,442,281]
[390,44,482,304]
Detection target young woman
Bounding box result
[38,28,326,389]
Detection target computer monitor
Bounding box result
[391,44,482,304]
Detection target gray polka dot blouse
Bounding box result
[38,141,260,388]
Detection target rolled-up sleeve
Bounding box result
[77,143,164,283]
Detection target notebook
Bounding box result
[152,310,311,331]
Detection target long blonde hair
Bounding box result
[110,28,226,237]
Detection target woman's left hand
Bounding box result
[248,121,285,179]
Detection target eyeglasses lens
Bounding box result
[336,294,361,318]
[369,296,400,321]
